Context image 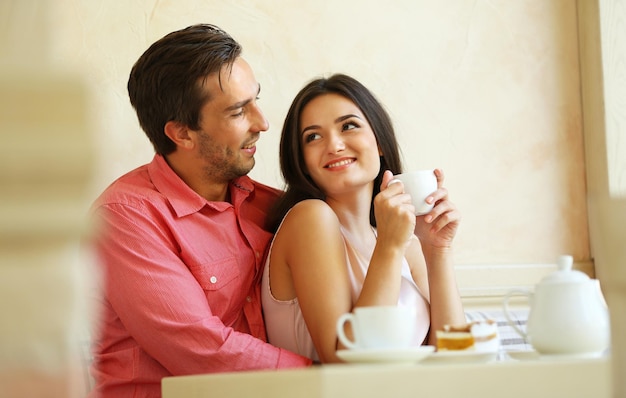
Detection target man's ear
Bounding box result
[164,121,194,149]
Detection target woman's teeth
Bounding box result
[326,159,354,168]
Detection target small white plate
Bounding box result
[421,350,498,365]
[337,346,435,364]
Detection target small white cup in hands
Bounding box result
[391,169,437,215]
[336,306,417,350]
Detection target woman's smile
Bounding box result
[324,158,356,169]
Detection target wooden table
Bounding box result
[162,356,611,398]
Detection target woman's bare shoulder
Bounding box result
[276,199,341,244]
[283,199,338,227]
[272,199,344,269]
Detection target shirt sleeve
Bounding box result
[90,202,312,374]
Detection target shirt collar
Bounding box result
[148,154,255,217]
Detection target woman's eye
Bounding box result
[304,133,321,143]
[342,121,358,131]
[232,109,244,118]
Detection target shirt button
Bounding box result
[255,251,261,259]
[246,296,252,302]
[210,276,217,284]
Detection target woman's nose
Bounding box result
[327,133,345,153]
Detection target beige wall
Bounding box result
[48,0,589,266]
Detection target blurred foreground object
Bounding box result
[0,69,96,397]
[0,1,97,396]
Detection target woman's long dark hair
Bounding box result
[268,74,404,231]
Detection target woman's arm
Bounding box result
[421,245,465,345]
[409,169,466,345]
[274,188,416,362]
[272,200,353,363]
[355,171,416,306]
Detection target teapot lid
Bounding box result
[540,255,590,284]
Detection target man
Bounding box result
[87,24,312,397]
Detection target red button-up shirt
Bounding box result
[87,155,311,397]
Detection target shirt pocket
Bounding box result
[190,257,240,291]
[189,257,242,323]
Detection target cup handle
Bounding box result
[336,313,358,350]
[502,289,530,340]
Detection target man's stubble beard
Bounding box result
[197,131,254,183]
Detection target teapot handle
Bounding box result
[502,289,531,340]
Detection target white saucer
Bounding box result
[421,350,498,365]
[541,351,606,361]
[506,349,540,361]
[507,349,605,362]
[337,346,435,364]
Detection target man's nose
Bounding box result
[250,102,269,132]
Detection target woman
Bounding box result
[261,74,465,363]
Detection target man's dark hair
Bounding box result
[127,24,242,155]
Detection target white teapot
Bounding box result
[502,255,610,356]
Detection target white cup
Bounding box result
[392,170,437,215]
[336,306,417,350]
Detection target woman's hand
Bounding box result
[373,170,416,249]
[413,169,461,249]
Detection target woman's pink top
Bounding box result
[261,221,431,361]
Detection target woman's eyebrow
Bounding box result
[301,113,363,135]
[301,124,320,135]
[335,114,362,123]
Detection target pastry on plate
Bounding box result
[436,319,499,352]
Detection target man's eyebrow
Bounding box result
[224,84,261,112]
